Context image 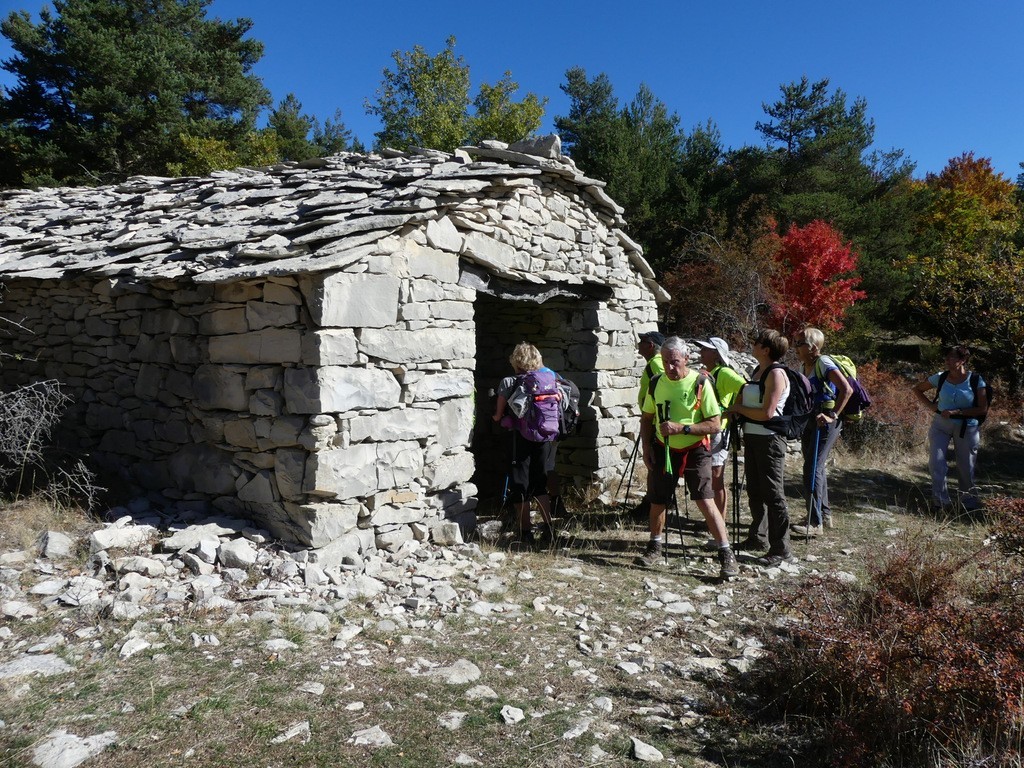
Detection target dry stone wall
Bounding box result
[0,138,662,551]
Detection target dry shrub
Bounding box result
[0,379,102,511]
[754,529,1024,766]
[988,496,1024,557]
[842,361,929,458]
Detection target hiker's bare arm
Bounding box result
[912,379,935,409]
[729,368,784,421]
[660,414,720,436]
[492,394,508,421]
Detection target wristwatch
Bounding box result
[683,425,692,435]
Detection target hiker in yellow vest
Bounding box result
[630,331,665,518]
[638,337,737,579]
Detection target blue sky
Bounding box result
[2,0,1022,180]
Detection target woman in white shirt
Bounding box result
[728,329,792,566]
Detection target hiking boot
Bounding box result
[822,515,834,529]
[735,537,767,552]
[515,528,536,547]
[534,523,554,543]
[633,540,663,567]
[757,552,794,568]
[550,496,567,517]
[791,523,823,537]
[718,547,739,579]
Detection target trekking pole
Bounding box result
[669,487,689,567]
[658,402,673,476]
[614,432,642,506]
[730,420,742,548]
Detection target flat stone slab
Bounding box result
[0,655,75,680]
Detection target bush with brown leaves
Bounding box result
[754,530,1024,766]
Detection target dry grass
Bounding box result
[0,496,98,554]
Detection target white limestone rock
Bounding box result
[218,539,258,569]
[32,728,118,768]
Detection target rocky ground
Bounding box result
[0,484,908,768]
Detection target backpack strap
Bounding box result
[757,362,784,396]
[932,370,950,408]
[648,372,662,402]
[644,359,656,380]
[694,372,709,413]
[813,355,838,408]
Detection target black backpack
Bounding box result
[933,371,991,437]
[556,374,581,439]
[756,363,815,440]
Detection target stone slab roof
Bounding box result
[0,137,662,297]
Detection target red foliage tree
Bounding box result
[768,220,866,336]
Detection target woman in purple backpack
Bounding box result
[493,342,561,544]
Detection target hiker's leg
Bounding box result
[764,433,791,556]
[928,417,953,505]
[801,424,824,526]
[744,435,769,546]
[517,502,532,531]
[711,465,726,519]
[535,441,558,527]
[953,423,981,503]
[646,442,676,540]
[814,421,842,525]
[648,503,667,538]
[509,434,532,532]
[683,446,727,544]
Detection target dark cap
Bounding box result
[638,331,666,347]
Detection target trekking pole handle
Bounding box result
[659,400,673,474]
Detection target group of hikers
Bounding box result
[492,331,990,579]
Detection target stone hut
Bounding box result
[0,137,666,554]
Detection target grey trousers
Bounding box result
[928,415,980,506]
[802,420,841,526]
[745,433,791,557]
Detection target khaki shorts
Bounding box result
[649,442,714,504]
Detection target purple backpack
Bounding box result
[515,369,561,442]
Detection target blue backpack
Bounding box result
[515,369,561,442]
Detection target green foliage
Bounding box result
[0,0,271,187]
[268,93,318,162]
[555,67,715,267]
[166,130,279,177]
[713,78,919,337]
[366,36,545,152]
[468,73,545,145]
[313,109,361,155]
[904,155,1024,393]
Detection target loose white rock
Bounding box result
[32,729,118,768]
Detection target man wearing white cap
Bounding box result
[694,337,746,527]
